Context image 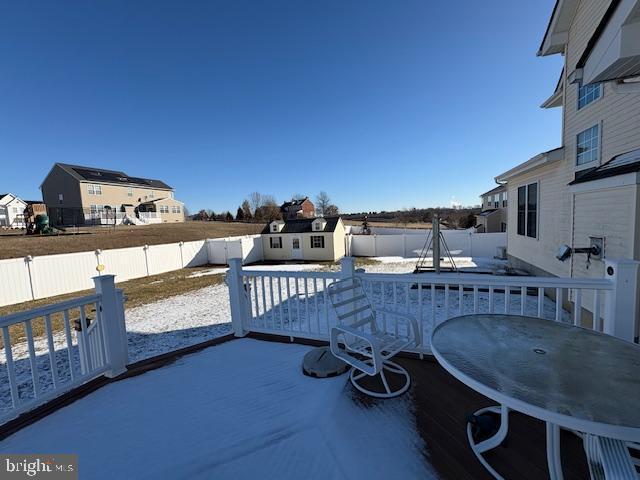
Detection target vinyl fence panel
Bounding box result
[146,243,183,276]
[0,258,33,305]
[181,240,208,267]
[99,247,148,282]
[30,251,99,299]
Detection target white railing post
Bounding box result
[604,259,640,342]
[340,256,355,280]
[93,275,128,377]
[227,258,248,337]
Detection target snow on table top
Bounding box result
[1,339,436,480]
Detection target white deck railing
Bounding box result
[227,258,639,352]
[0,276,128,425]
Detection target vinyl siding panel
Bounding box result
[506,161,572,277]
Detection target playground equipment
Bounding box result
[24,204,64,235]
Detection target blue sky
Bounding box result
[0,0,563,214]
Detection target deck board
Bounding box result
[397,356,590,480]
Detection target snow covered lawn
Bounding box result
[0,256,558,414]
[0,339,436,480]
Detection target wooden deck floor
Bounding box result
[396,355,590,480]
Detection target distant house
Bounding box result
[40,163,184,226]
[262,217,346,262]
[475,185,507,233]
[280,197,315,219]
[0,193,27,229]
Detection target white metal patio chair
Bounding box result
[584,435,638,479]
[327,276,421,398]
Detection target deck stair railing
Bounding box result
[227,258,639,351]
[0,275,128,425]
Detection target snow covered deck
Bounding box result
[0,336,591,480]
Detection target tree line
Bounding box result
[191,191,339,223]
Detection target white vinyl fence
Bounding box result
[347,231,506,258]
[0,235,262,308]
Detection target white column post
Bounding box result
[93,275,128,377]
[227,258,248,337]
[604,259,640,342]
[340,256,355,280]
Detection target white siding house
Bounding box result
[0,193,27,229]
[496,0,640,330]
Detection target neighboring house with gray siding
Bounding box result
[41,163,185,225]
[496,0,640,328]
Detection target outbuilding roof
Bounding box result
[262,217,341,234]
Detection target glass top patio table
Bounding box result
[431,314,640,442]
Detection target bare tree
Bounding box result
[315,191,331,216]
[291,193,307,201]
[325,204,339,216]
[248,192,263,216]
[241,199,252,221]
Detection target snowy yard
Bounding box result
[0,339,436,479]
[0,256,568,415]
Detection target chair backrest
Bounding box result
[327,277,377,332]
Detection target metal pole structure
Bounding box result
[433,213,441,274]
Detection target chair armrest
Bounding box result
[330,325,382,375]
[374,308,422,347]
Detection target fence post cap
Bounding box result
[95,249,102,254]
[24,255,33,262]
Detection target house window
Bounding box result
[127,187,133,197]
[577,83,601,110]
[58,193,64,204]
[270,237,282,249]
[311,235,325,248]
[576,125,599,165]
[493,194,499,209]
[88,184,102,195]
[292,238,300,249]
[172,206,181,214]
[149,191,154,199]
[517,183,537,238]
[502,191,507,208]
[272,224,278,232]
[160,205,169,214]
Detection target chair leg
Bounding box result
[349,359,411,399]
[466,405,509,480]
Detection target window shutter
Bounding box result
[310,237,314,248]
[270,237,274,248]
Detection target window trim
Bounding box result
[577,82,602,110]
[576,124,600,167]
[270,236,282,249]
[516,182,539,240]
[310,235,325,249]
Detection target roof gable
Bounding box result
[538,0,580,56]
